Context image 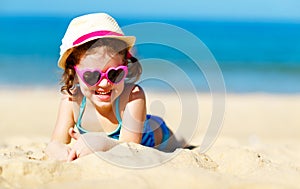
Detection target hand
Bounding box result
[67,128,119,162]
[45,140,71,161]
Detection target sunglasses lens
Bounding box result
[107,68,126,83]
[83,71,101,86]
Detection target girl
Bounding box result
[46,13,180,161]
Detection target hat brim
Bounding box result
[58,35,136,69]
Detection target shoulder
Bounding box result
[123,84,145,102]
[119,84,146,109]
[58,92,83,117]
[130,84,145,101]
[60,92,82,105]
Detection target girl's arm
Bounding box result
[50,94,76,144]
[119,85,146,143]
[45,94,76,160]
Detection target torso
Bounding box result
[70,84,164,146]
[72,84,133,134]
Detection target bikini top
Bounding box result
[75,96,122,139]
[75,96,159,147]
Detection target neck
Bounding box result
[95,103,113,115]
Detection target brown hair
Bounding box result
[60,38,142,95]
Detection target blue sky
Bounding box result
[1,0,300,21]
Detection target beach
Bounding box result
[0,88,300,189]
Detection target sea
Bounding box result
[1,15,300,93]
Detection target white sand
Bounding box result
[0,88,300,189]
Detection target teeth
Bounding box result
[96,90,111,95]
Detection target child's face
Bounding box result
[76,46,125,107]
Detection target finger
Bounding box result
[68,127,80,140]
[67,146,72,153]
[67,148,77,162]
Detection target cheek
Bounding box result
[112,82,125,99]
[78,81,93,96]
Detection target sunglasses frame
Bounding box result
[74,65,128,87]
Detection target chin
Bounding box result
[95,101,113,110]
[92,94,112,105]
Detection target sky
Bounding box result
[1,0,300,21]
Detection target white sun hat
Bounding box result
[57,13,136,69]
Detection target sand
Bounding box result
[0,88,300,189]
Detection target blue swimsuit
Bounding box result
[75,96,170,148]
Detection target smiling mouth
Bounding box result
[95,90,112,95]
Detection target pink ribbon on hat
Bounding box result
[73,30,123,45]
[126,52,133,59]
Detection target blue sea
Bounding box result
[1,16,300,93]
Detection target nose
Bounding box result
[97,77,111,88]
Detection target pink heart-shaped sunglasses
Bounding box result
[74,65,128,87]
